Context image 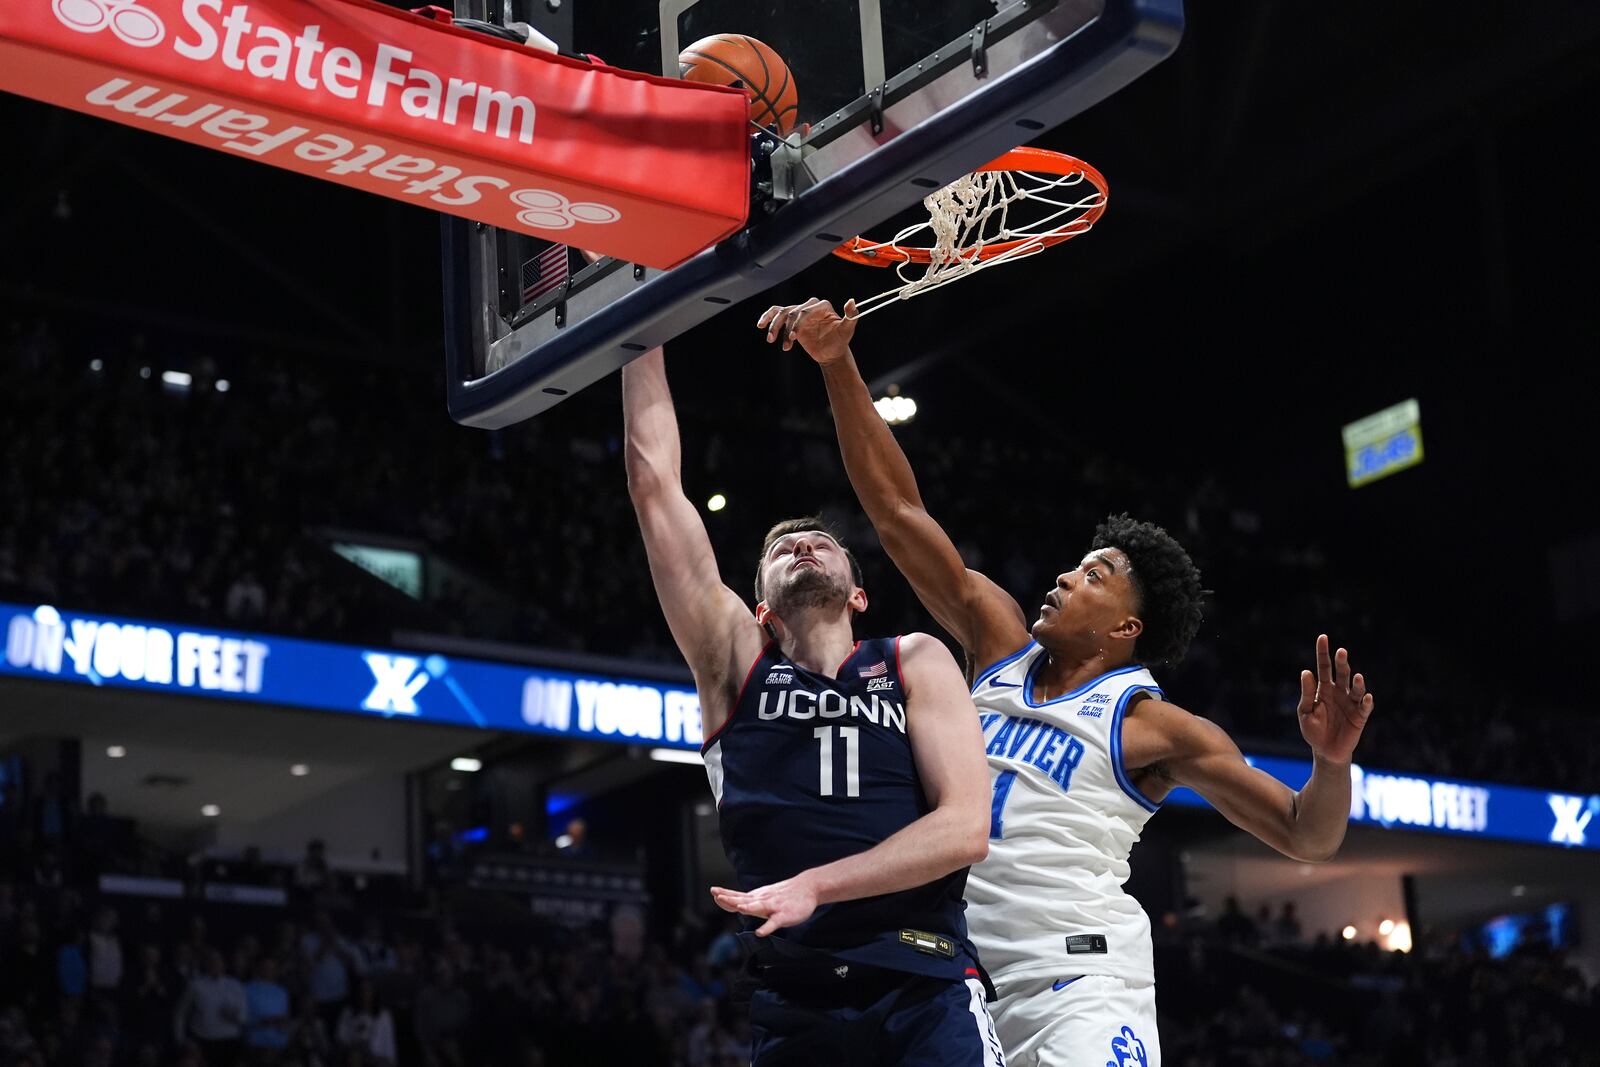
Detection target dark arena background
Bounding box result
[3,2,1600,1065]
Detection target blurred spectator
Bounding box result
[124,943,176,1056]
[356,918,396,977]
[296,841,332,896]
[85,905,122,1016]
[1274,901,1304,946]
[226,569,268,624]
[285,996,334,1066]
[55,925,87,1001]
[336,979,397,1067]
[302,912,362,1033]
[244,955,293,1061]
[1215,896,1258,947]
[412,960,469,1067]
[29,773,73,856]
[173,948,247,1066]
[555,819,590,859]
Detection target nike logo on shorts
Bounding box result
[1052,977,1081,991]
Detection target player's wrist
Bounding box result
[815,347,856,372]
[1310,750,1352,772]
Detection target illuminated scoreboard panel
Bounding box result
[1343,398,1424,488]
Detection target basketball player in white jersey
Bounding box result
[757,299,1377,1067]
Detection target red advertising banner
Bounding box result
[0,0,752,268]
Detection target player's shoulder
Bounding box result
[896,631,959,667]
[1123,694,1233,760]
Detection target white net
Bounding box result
[845,164,1107,317]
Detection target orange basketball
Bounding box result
[679,34,799,137]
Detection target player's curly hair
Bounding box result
[1091,513,1204,667]
[754,516,863,602]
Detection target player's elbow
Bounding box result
[1282,830,1343,864]
[949,805,990,868]
[1292,841,1342,864]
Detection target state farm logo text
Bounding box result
[59,0,546,147]
[53,0,165,46]
[55,0,628,233]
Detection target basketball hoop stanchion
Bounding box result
[833,147,1108,316]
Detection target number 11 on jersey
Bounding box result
[813,726,860,797]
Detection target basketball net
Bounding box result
[837,151,1107,318]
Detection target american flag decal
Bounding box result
[859,661,889,679]
[521,243,569,305]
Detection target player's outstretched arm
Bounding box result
[758,299,1030,672]
[1125,635,1374,863]
[623,348,767,729]
[709,633,990,935]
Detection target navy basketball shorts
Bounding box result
[749,964,1006,1067]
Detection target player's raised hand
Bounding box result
[1296,634,1374,764]
[756,298,859,365]
[709,875,820,937]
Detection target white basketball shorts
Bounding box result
[989,974,1160,1067]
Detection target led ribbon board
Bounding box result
[5,602,1594,848]
[0,602,704,748]
[0,0,750,268]
[1343,398,1424,488]
[1166,755,1600,852]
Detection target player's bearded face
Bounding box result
[767,558,851,614]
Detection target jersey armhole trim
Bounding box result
[1110,685,1163,813]
[893,635,905,694]
[970,641,1034,692]
[700,638,774,754]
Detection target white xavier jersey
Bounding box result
[965,645,1163,986]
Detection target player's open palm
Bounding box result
[757,298,859,365]
[710,875,821,937]
[1297,634,1374,763]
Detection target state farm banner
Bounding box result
[0,0,752,267]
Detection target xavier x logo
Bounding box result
[361,653,430,715]
[1548,794,1595,846]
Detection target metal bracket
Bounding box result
[769,138,805,201]
[869,83,886,136]
[972,17,990,78]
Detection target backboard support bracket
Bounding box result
[442,0,1185,428]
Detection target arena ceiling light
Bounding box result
[201,804,221,818]
[1340,925,1357,941]
[451,757,483,773]
[161,370,192,389]
[1378,918,1395,936]
[290,764,310,777]
[649,748,704,765]
[706,493,727,513]
[874,393,918,425]
[216,379,231,393]
[106,745,126,759]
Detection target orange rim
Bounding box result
[832,147,1107,267]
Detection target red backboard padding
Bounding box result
[0,0,751,268]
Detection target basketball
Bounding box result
[679,33,800,137]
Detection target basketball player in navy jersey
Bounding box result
[758,299,1377,1067]
[622,347,1006,1066]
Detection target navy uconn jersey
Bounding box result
[702,636,974,980]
